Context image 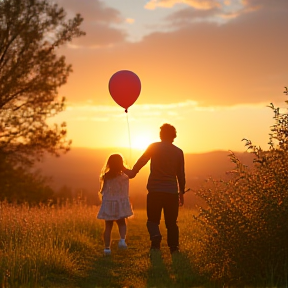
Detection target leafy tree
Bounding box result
[0,156,55,204]
[192,87,288,286]
[0,0,85,166]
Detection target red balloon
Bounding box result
[109,70,141,112]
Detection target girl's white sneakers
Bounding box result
[104,239,127,255]
[118,239,127,249]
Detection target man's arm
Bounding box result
[123,144,152,178]
[132,148,151,172]
[179,191,184,206]
[177,150,186,193]
[177,150,186,206]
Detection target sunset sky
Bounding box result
[51,0,288,155]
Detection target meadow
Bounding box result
[0,201,205,288]
[1,176,288,288]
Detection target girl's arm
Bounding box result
[122,168,137,179]
[99,178,106,194]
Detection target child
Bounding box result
[97,154,133,255]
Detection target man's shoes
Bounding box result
[118,239,128,249]
[170,247,180,254]
[150,246,160,251]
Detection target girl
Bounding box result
[97,154,133,255]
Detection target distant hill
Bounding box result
[36,147,254,208]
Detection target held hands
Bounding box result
[123,168,137,179]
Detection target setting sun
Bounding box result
[131,134,153,150]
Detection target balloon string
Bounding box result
[126,112,132,166]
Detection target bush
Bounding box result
[193,87,288,286]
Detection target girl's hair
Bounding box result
[99,154,126,194]
[100,154,126,182]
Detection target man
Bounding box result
[125,123,186,254]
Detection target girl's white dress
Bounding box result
[97,173,133,220]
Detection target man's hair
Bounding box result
[160,123,177,141]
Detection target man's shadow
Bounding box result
[146,250,175,288]
[147,248,204,288]
[171,251,204,287]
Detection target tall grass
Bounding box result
[0,203,204,288]
[0,200,101,287]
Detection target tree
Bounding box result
[0,159,55,204]
[0,0,85,166]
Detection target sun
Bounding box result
[131,134,154,150]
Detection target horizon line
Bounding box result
[68,146,249,155]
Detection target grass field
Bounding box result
[0,201,205,288]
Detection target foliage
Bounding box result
[0,0,85,166]
[193,87,288,286]
[0,0,85,204]
[0,152,54,204]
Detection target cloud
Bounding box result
[56,0,287,108]
[66,105,120,113]
[126,18,135,24]
[164,6,221,27]
[55,0,127,47]
[162,0,264,27]
[71,24,127,48]
[51,100,274,153]
[63,101,199,123]
[145,0,220,10]
[64,100,269,122]
[56,0,123,23]
[161,0,288,27]
[134,0,287,106]
[243,0,288,10]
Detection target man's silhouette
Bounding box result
[124,123,186,253]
